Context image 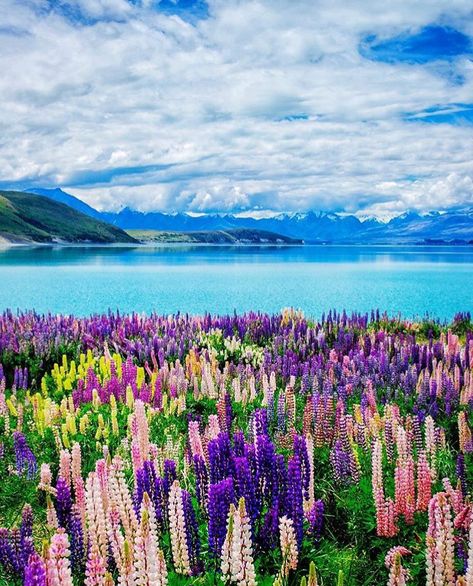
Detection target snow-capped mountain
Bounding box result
[27,188,473,244]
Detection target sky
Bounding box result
[0,0,472,216]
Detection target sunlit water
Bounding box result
[0,245,472,319]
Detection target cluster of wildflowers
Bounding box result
[0,309,472,584]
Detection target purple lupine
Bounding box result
[306,499,324,542]
[257,498,280,552]
[233,456,258,524]
[163,459,177,493]
[208,477,234,558]
[13,432,37,479]
[24,553,46,586]
[456,453,467,496]
[182,490,202,575]
[286,455,304,548]
[253,408,268,437]
[293,435,310,501]
[330,440,353,484]
[0,527,21,577]
[55,477,72,530]
[136,460,167,531]
[193,454,209,513]
[208,433,233,484]
[20,505,35,568]
[232,430,246,457]
[69,508,85,573]
[255,434,277,504]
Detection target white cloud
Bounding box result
[0,0,472,215]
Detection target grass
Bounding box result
[0,190,137,244]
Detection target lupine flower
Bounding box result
[221,498,256,586]
[24,553,47,586]
[286,456,304,548]
[13,431,37,478]
[46,528,74,586]
[168,480,191,575]
[278,515,298,577]
[133,492,168,586]
[425,492,455,586]
[385,547,411,586]
[306,500,324,542]
[209,478,235,558]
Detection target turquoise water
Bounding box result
[0,245,472,319]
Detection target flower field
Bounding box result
[0,309,473,585]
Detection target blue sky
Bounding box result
[0,0,472,216]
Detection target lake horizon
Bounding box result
[1,244,472,320]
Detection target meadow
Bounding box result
[0,308,472,585]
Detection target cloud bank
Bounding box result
[0,0,472,215]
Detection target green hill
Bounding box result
[0,190,136,244]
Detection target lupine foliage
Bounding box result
[0,309,472,585]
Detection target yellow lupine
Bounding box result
[126,385,134,409]
[66,413,77,436]
[79,414,89,434]
[6,398,18,417]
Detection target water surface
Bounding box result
[0,245,471,319]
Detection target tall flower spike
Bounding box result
[279,515,298,578]
[24,553,47,586]
[46,528,74,586]
[385,546,411,586]
[133,492,167,586]
[168,480,191,575]
[425,492,456,586]
[221,498,256,586]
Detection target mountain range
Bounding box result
[27,187,473,244]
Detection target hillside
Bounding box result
[28,187,103,220]
[128,228,303,244]
[0,190,136,244]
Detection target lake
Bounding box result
[0,245,472,319]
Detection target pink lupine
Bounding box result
[279,515,298,577]
[108,508,133,586]
[426,492,456,586]
[46,528,74,586]
[59,449,71,489]
[188,420,205,459]
[206,414,221,440]
[385,546,411,586]
[394,455,415,525]
[416,451,432,512]
[38,463,55,494]
[85,546,107,586]
[372,439,397,537]
[461,511,473,584]
[133,493,167,586]
[168,480,191,575]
